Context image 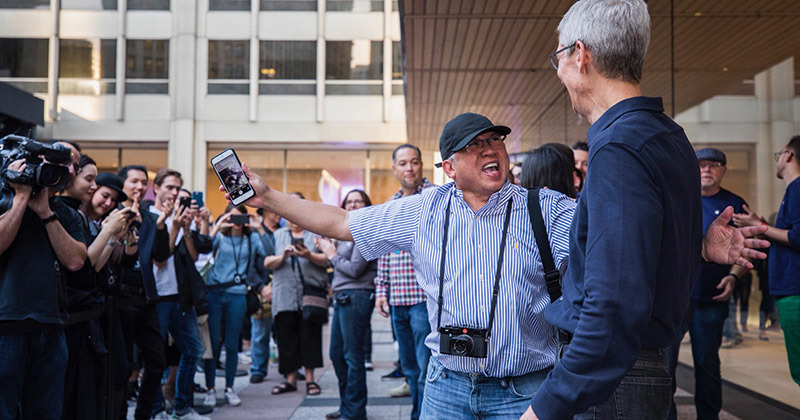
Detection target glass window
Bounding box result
[326,40,382,80]
[127,0,169,10]
[260,0,315,11]
[392,40,401,80]
[60,0,117,9]
[326,0,383,12]
[208,40,250,79]
[206,148,284,217]
[126,39,169,94]
[59,39,117,95]
[0,0,52,8]
[259,41,316,80]
[209,0,249,11]
[286,150,367,205]
[0,38,48,92]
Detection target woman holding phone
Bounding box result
[202,204,270,407]
[265,192,329,397]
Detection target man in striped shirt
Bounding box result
[231,112,575,419]
[373,144,435,419]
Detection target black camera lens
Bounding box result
[451,335,474,356]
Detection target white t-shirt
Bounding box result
[149,206,186,296]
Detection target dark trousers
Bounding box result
[330,289,375,420]
[274,310,323,375]
[119,301,166,420]
[0,327,67,420]
[688,301,728,420]
[574,348,671,420]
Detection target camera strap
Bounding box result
[436,194,514,340]
[527,188,562,303]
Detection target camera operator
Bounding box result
[111,165,169,420]
[0,143,87,419]
[140,169,211,420]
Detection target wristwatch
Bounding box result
[41,213,59,225]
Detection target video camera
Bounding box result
[0,135,72,191]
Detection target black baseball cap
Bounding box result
[434,113,511,168]
[696,147,727,166]
[95,172,128,203]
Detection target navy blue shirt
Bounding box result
[693,189,746,302]
[531,97,703,419]
[769,177,800,296]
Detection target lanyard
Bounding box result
[436,195,514,340]
[228,234,251,283]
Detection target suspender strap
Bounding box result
[527,188,562,303]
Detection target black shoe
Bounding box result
[194,404,213,415]
[325,410,341,419]
[193,382,207,393]
[381,367,404,380]
[249,374,264,384]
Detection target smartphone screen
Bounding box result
[179,196,192,209]
[292,237,305,248]
[192,191,204,208]
[210,148,255,206]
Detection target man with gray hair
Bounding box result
[522,1,766,419]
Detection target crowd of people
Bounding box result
[1,1,798,420]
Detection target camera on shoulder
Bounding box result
[439,325,488,358]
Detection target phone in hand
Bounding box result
[292,237,305,249]
[210,148,255,206]
[229,214,250,225]
[192,191,204,209]
[179,196,192,209]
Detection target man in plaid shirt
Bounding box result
[374,144,435,420]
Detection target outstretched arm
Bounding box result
[220,163,352,241]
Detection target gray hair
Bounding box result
[557,0,650,84]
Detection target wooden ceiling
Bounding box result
[399,0,800,154]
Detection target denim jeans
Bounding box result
[421,356,551,420]
[203,290,247,388]
[688,301,728,419]
[329,289,375,420]
[574,348,671,420]
[250,315,273,377]
[0,327,68,420]
[666,320,690,420]
[391,302,431,420]
[155,301,204,413]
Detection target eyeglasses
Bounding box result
[774,150,789,162]
[461,135,507,155]
[699,161,723,169]
[549,43,576,70]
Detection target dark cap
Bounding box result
[696,147,726,166]
[95,172,128,203]
[435,113,511,167]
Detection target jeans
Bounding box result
[155,301,204,413]
[0,327,68,420]
[666,320,690,420]
[421,356,551,420]
[574,348,671,420]
[250,315,273,377]
[776,295,800,387]
[688,301,728,419]
[391,302,431,420]
[203,290,247,388]
[330,289,375,420]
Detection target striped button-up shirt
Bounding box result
[374,177,435,306]
[350,182,574,377]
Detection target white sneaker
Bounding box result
[202,389,216,407]
[170,408,210,420]
[388,381,411,397]
[224,387,242,406]
[364,361,374,370]
[238,352,252,365]
[153,411,171,420]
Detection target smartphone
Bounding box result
[210,148,255,206]
[292,237,305,248]
[179,196,192,209]
[230,214,250,225]
[192,191,204,209]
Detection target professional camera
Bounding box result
[0,134,72,192]
[439,325,488,358]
